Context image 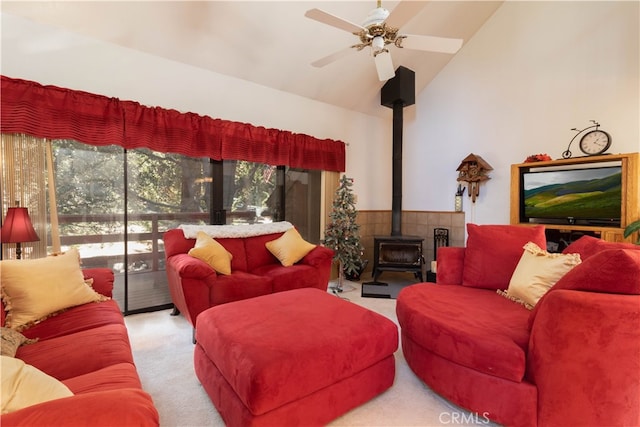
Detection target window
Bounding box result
[46,141,323,313]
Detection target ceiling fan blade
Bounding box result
[385,1,428,29]
[310,46,355,68]
[304,8,365,34]
[374,51,395,81]
[400,34,463,54]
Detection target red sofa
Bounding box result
[1,268,159,426]
[397,226,640,427]
[163,227,334,330]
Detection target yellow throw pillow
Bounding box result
[188,231,233,275]
[498,242,581,309]
[1,355,74,414]
[265,228,316,267]
[0,248,108,331]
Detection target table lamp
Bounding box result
[1,203,39,259]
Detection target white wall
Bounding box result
[0,12,393,210]
[3,2,638,219]
[403,1,639,224]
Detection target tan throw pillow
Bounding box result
[265,228,316,267]
[1,327,37,357]
[1,355,73,414]
[0,248,108,331]
[498,242,581,309]
[188,231,233,275]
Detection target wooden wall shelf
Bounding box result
[510,152,639,244]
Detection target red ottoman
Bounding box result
[194,288,398,427]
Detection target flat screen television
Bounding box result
[520,164,622,227]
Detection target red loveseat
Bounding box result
[1,268,159,426]
[163,226,334,331]
[397,225,640,427]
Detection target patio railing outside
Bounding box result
[57,211,260,313]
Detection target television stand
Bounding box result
[545,229,601,253]
[510,152,639,244]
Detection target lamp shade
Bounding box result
[1,207,39,243]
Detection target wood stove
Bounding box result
[372,235,424,282]
[362,67,424,297]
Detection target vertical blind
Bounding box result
[0,134,48,259]
[1,76,346,172]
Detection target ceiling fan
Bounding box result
[305,0,463,81]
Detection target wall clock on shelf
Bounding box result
[579,129,611,156]
[563,120,612,158]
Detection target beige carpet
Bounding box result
[125,277,499,427]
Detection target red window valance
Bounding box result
[0,76,345,172]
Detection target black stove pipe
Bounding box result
[381,66,415,237]
[391,101,403,236]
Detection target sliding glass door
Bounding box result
[48,140,322,314]
[124,149,210,312]
[53,140,128,307]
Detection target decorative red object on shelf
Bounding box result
[524,153,552,163]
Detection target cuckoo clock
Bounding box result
[456,153,493,203]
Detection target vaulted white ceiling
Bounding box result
[1,1,503,118]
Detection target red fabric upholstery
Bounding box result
[219,237,248,272]
[397,284,530,382]
[243,233,283,271]
[63,363,143,393]
[16,323,135,380]
[550,248,640,294]
[209,271,273,305]
[19,300,124,340]
[396,228,640,427]
[195,288,398,425]
[251,263,326,293]
[435,246,465,284]
[163,228,334,328]
[0,389,159,427]
[165,254,216,326]
[83,268,115,298]
[1,269,159,426]
[195,345,395,427]
[529,290,640,426]
[562,234,640,260]
[401,332,537,427]
[164,229,199,258]
[461,224,546,290]
[528,248,640,329]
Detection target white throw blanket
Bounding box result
[178,221,293,239]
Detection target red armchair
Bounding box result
[397,225,640,426]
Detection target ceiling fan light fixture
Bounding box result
[371,35,385,53]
